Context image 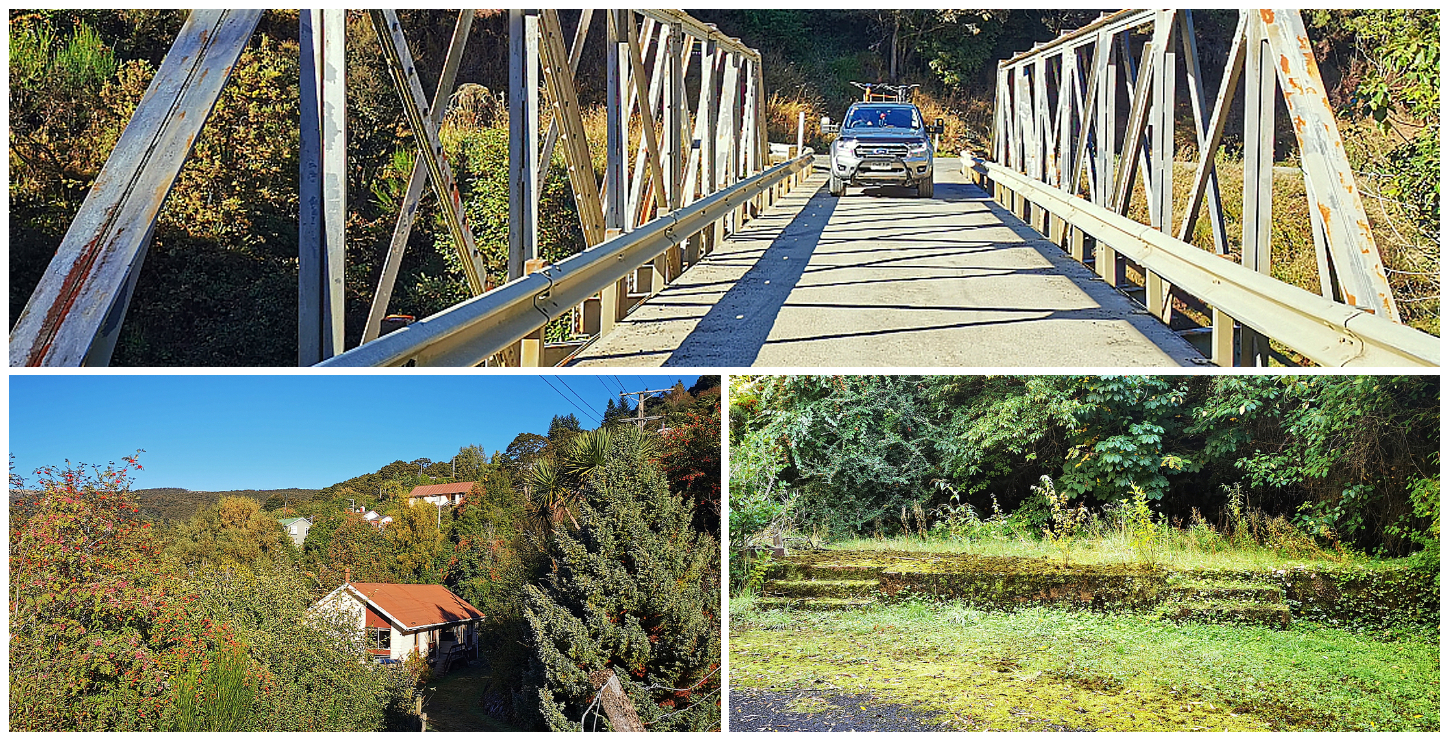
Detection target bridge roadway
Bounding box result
[570,160,1204,367]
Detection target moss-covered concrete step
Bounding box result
[755,597,877,612]
[1165,582,1284,604]
[772,562,889,581]
[1159,600,1291,629]
[763,579,880,599]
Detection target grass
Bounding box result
[729,600,1439,731]
[418,662,522,732]
[824,530,1398,573]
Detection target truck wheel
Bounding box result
[917,176,934,199]
[829,173,845,197]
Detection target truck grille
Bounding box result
[858,142,911,157]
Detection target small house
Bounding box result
[277,516,311,547]
[313,580,484,668]
[407,482,475,508]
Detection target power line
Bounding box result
[555,376,601,423]
[610,375,629,393]
[596,376,616,396]
[539,376,601,424]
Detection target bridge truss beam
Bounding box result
[11,9,799,367]
[984,9,1414,367]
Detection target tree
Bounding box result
[384,499,444,583]
[320,515,398,589]
[547,414,582,441]
[521,432,720,731]
[9,455,238,730]
[504,432,550,472]
[658,397,723,535]
[169,495,297,571]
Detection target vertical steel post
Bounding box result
[600,9,630,337]
[299,8,346,366]
[508,10,540,283]
[1241,14,1275,365]
[701,38,719,253]
[655,22,684,292]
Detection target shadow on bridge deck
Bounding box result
[570,163,1204,367]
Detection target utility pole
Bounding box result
[619,388,669,431]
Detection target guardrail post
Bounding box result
[1211,308,1235,367]
[299,8,347,365]
[519,258,548,366]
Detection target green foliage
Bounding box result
[167,645,256,731]
[385,499,444,583]
[521,432,720,731]
[739,375,1438,558]
[9,455,205,730]
[1311,10,1439,229]
[168,495,297,571]
[731,376,941,536]
[1125,485,1161,566]
[1037,476,1089,565]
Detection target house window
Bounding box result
[367,626,391,650]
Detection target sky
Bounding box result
[9,374,704,491]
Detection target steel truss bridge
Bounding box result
[10,9,1437,367]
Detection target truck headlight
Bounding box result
[838,138,858,156]
[908,140,930,154]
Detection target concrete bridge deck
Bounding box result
[571,161,1204,367]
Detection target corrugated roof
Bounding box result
[348,583,484,629]
[407,482,476,498]
[277,516,308,526]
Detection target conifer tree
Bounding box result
[520,431,720,731]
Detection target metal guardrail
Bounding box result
[965,155,1439,367]
[320,150,815,366]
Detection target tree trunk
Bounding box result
[890,15,899,83]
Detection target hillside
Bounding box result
[9,486,319,523]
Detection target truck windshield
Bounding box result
[844,106,919,130]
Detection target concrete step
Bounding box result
[774,562,888,581]
[1165,581,1284,604]
[763,579,880,599]
[756,597,877,612]
[1159,600,1291,629]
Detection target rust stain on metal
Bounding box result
[1259,10,1276,23]
[28,232,110,365]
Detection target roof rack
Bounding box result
[850,81,919,103]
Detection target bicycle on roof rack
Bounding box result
[850,81,919,103]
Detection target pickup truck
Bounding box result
[823,102,943,198]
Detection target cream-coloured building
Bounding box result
[313,580,483,666]
[406,482,475,507]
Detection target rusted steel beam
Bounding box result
[1258,8,1400,321]
[10,9,262,367]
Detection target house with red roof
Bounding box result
[314,578,484,669]
[407,482,475,508]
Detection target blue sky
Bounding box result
[9,374,704,491]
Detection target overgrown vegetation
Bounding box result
[9,377,722,731]
[732,375,1437,552]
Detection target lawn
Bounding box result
[729,598,1440,732]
